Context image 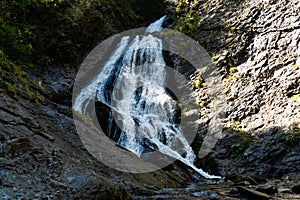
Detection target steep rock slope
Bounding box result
[1,0,300,198]
[1,66,206,199]
[168,0,300,178]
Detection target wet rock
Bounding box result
[256,185,278,195]
[278,188,292,194]
[36,131,55,142]
[237,181,251,186]
[73,184,131,200]
[237,186,270,200]
[225,174,243,183]
[192,191,219,198]
[229,187,238,195]
[41,66,74,106]
[225,174,266,186]
[292,184,300,194]
[7,138,31,156]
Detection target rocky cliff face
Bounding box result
[1,66,205,199]
[167,0,300,179]
[1,0,300,199]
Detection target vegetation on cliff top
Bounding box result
[0,0,141,67]
[0,0,164,101]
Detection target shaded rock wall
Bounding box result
[0,67,199,199]
[1,1,300,198]
[167,0,300,178]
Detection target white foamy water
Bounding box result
[73,16,221,179]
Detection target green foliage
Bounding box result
[211,55,217,61]
[0,0,139,66]
[192,77,203,89]
[223,63,242,82]
[281,125,300,146]
[245,176,258,185]
[176,0,186,14]
[0,23,31,62]
[291,93,300,102]
[292,125,300,133]
[181,107,188,117]
[0,50,44,103]
[231,120,241,129]
[275,125,300,147]
[229,66,238,73]
[174,0,202,36]
[230,142,246,154]
[278,132,300,146]
[175,13,201,36]
[196,97,206,108]
[177,102,189,117]
[227,130,253,157]
[285,134,299,146]
[0,0,145,103]
[224,73,242,82]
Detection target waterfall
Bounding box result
[73,16,221,179]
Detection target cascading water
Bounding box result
[73,16,221,179]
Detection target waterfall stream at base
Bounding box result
[73,16,221,179]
